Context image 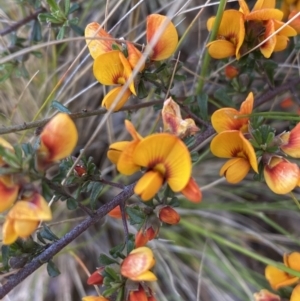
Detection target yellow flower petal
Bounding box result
[284,252,300,270]
[126,42,145,71]
[2,218,18,245]
[0,175,19,213]
[133,133,191,192]
[146,14,178,61]
[288,10,300,34]
[133,270,157,282]
[265,265,298,290]
[212,92,253,133]
[253,0,275,10]
[125,120,143,141]
[13,220,39,238]
[274,19,297,36]
[107,141,130,164]
[8,193,52,221]
[210,131,258,172]
[117,140,142,175]
[220,157,251,183]
[207,10,245,59]
[264,157,299,194]
[93,51,136,94]
[260,19,276,58]
[246,9,283,21]
[291,284,300,301]
[85,22,115,59]
[134,170,164,201]
[0,137,14,167]
[39,113,78,163]
[101,86,132,111]
[238,0,250,15]
[82,297,109,301]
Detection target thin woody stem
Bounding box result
[0,100,164,135]
[0,7,46,36]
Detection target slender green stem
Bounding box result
[196,0,227,94]
[181,219,300,278]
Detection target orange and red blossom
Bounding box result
[146,14,178,61]
[82,297,109,301]
[210,130,258,183]
[121,247,157,281]
[181,177,202,203]
[162,97,199,138]
[264,156,299,194]
[279,123,300,158]
[135,226,158,248]
[129,285,157,301]
[253,289,280,301]
[225,65,239,79]
[37,113,78,169]
[93,50,136,111]
[0,175,19,213]
[265,252,300,290]
[211,92,254,134]
[87,267,104,285]
[85,22,144,70]
[207,10,245,59]
[158,206,180,225]
[287,10,300,33]
[133,133,192,201]
[2,193,52,245]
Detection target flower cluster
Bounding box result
[85,14,178,111]
[1,113,78,244]
[207,0,297,59]
[265,252,300,301]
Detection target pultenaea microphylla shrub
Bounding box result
[1,1,300,300]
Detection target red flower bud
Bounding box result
[225,65,238,79]
[158,206,180,225]
[87,267,104,285]
[135,226,157,248]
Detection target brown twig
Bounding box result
[0,7,46,36]
[0,100,165,135]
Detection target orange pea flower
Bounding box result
[162,97,199,138]
[2,193,52,245]
[85,22,144,70]
[279,123,300,158]
[121,247,157,281]
[82,297,109,301]
[146,14,178,61]
[108,120,200,201]
[281,0,300,19]
[210,130,258,183]
[264,156,299,194]
[93,50,136,111]
[211,92,254,133]
[288,10,300,34]
[129,285,148,301]
[207,10,245,59]
[253,289,280,301]
[265,252,300,290]
[135,226,158,248]
[0,175,19,213]
[37,113,78,169]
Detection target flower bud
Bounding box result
[87,267,104,285]
[129,285,148,301]
[225,65,238,79]
[135,226,157,248]
[158,206,180,225]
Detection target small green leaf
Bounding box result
[197,92,208,121]
[98,254,119,266]
[116,286,125,301]
[66,198,78,210]
[126,207,146,225]
[102,286,119,297]
[0,146,20,168]
[39,225,59,242]
[1,245,9,270]
[64,0,70,15]
[137,80,148,99]
[31,20,42,42]
[51,100,71,113]
[109,242,125,258]
[56,26,65,40]
[47,260,61,277]
[89,181,103,209]
[69,3,80,14]
[69,24,84,36]
[214,88,234,107]
[105,266,119,281]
